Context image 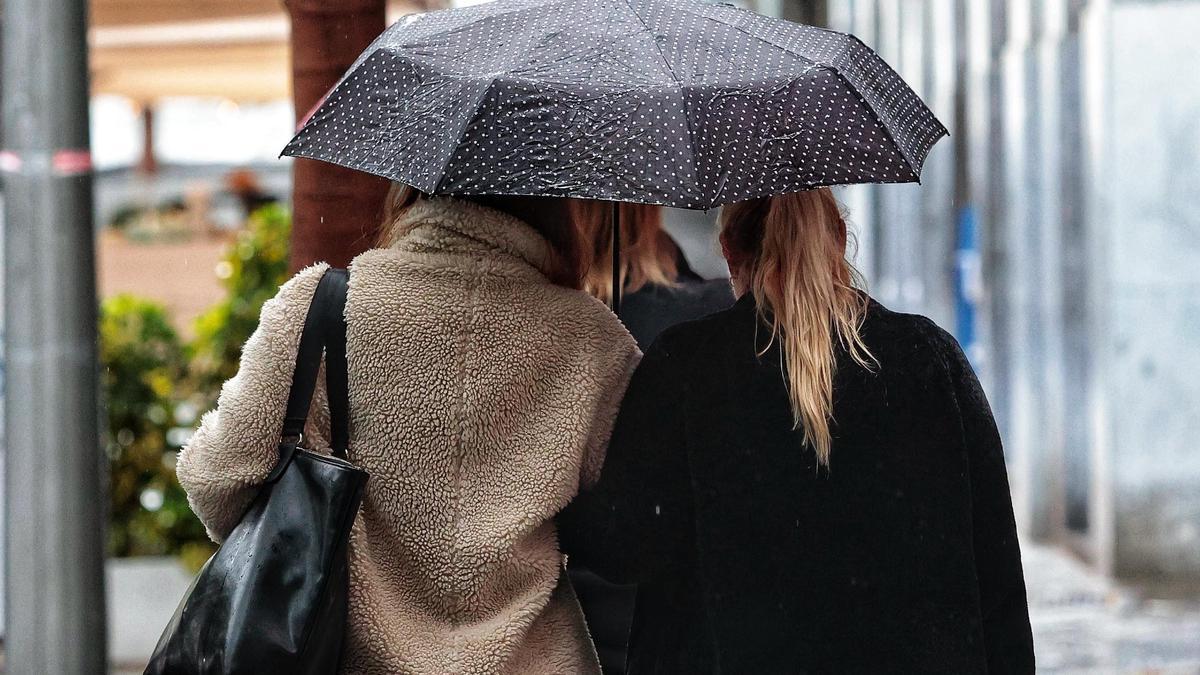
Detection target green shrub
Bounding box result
[104,204,292,569]
[101,295,210,561]
[107,204,144,230]
[189,203,292,402]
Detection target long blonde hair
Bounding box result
[573,201,679,304]
[719,188,874,467]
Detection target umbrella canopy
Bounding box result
[282,0,947,209]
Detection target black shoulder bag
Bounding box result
[146,268,368,675]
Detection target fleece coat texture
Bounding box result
[177,197,640,675]
[559,294,1035,674]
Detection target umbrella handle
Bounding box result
[610,203,621,316]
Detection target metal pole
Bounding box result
[1,0,108,669]
[611,203,621,315]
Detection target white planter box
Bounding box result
[106,556,193,671]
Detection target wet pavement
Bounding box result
[1026,545,1200,674]
[99,544,1200,674]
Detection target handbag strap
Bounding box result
[281,268,351,458]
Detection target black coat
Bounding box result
[571,258,734,674]
[560,294,1034,674]
[617,267,735,349]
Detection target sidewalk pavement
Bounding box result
[107,544,1200,674]
[1025,545,1200,674]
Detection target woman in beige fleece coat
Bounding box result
[177,191,640,674]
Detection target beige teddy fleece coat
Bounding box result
[177,198,640,674]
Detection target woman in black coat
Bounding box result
[560,189,1035,674]
[571,203,734,673]
[581,203,734,347]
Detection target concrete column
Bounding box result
[977,0,1013,430]
[1,0,108,670]
[917,0,958,332]
[1057,0,1102,564]
[1035,0,1071,543]
[995,0,1049,537]
[839,0,881,285]
[138,104,158,175]
[287,0,390,271]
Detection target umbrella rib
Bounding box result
[819,60,930,180]
[423,2,612,195]
[689,16,941,179]
[609,0,707,207]
[834,34,948,175]
[681,9,935,181]
[615,0,682,86]
[390,0,577,48]
[664,7,926,181]
[430,76,503,195]
[677,7,821,70]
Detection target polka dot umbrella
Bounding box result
[281,0,947,211]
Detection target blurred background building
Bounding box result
[1,0,1198,671]
[814,1,1200,667]
[821,0,1200,593]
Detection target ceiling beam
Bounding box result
[91,0,284,27]
[92,41,290,101]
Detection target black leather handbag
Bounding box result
[146,268,367,675]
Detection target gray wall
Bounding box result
[811,0,1200,583]
[1101,0,1200,582]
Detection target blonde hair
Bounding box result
[719,188,874,467]
[376,183,592,289]
[573,201,679,304]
